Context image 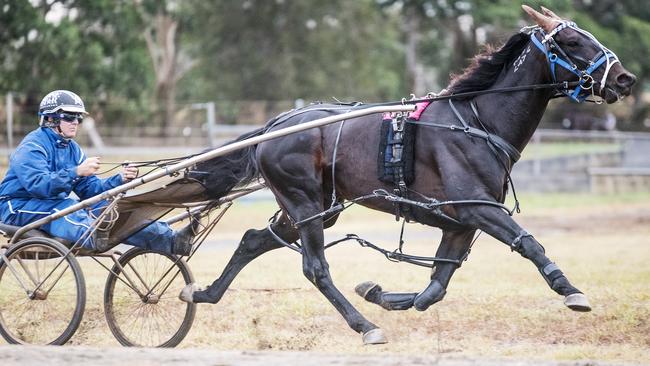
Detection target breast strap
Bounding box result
[447,99,521,163]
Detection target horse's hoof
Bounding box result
[179,283,202,303]
[362,328,388,345]
[355,281,379,299]
[564,293,591,312]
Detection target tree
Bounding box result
[135,0,195,136]
[574,0,650,127]
[0,0,154,133]
[182,0,404,103]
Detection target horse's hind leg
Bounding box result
[187,212,297,304]
[356,229,476,311]
[272,186,385,343]
[295,213,386,344]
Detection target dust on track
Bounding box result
[0,345,629,366]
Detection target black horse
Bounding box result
[180,6,636,344]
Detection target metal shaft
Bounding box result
[10,104,415,243]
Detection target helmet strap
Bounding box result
[53,124,74,141]
[41,116,70,140]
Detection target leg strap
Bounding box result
[539,262,565,287]
[541,262,560,276]
[510,230,533,252]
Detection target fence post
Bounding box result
[191,102,217,147]
[82,116,105,151]
[206,102,216,148]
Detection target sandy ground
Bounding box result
[0,345,636,366]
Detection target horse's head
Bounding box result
[522,5,636,103]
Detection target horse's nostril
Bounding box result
[616,73,637,88]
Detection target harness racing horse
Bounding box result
[181,6,636,344]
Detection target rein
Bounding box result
[373,80,581,107]
[98,79,581,176]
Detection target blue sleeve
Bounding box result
[73,166,124,200]
[12,141,77,199]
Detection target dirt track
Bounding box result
[1,202,648,365]
[0,345,630,366]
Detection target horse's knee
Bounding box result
[511,234,545,260]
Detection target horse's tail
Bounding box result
[192,127,266,199]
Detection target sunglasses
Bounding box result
[57,112,84,124]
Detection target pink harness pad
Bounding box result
[408,101,431,120]
[382,101,431,121]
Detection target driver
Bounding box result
[0,90,198,255]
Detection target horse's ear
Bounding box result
[540,6,562,20]
[522,5,560,33]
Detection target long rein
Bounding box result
[98,80,580,176]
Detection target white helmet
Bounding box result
[38,90,88,126]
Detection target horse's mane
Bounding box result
[447,32,531,95]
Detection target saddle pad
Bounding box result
[377,116,418,185]
[377,100,430,185]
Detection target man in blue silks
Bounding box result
[0,90,197,255]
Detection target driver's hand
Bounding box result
[76,157,100,177]
[120,161,139,182]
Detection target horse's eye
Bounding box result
[566,40,579,47]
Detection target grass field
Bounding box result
[2,191,647,364]
[520,142,621,160]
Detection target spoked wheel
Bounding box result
[0,237,86,345]
[104,248,196,347]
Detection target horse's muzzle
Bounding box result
[603,70,636,103]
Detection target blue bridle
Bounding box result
[529,21,620,103]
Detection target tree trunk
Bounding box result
[144,13,178,138]
[403,7,425,95]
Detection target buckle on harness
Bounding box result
[391,114,405,132]
[580,74,594,90]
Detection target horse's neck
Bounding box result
[474,43,554,152]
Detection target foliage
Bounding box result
[1,0,649,131]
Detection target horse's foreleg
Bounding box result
[356,229,476,311]
[187,213,296,304]
[457,205,590,311]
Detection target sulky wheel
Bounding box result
[0,237,86,345]
[103,248,196,347]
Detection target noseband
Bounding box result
[529,21,620,102]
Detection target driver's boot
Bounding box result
[93,229,112,253]
[172,214,201,256]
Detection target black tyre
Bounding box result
[0,237,86,345]
[104,248,196,347]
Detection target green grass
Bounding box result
[520,142,621,160]
[506,191,650,212]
